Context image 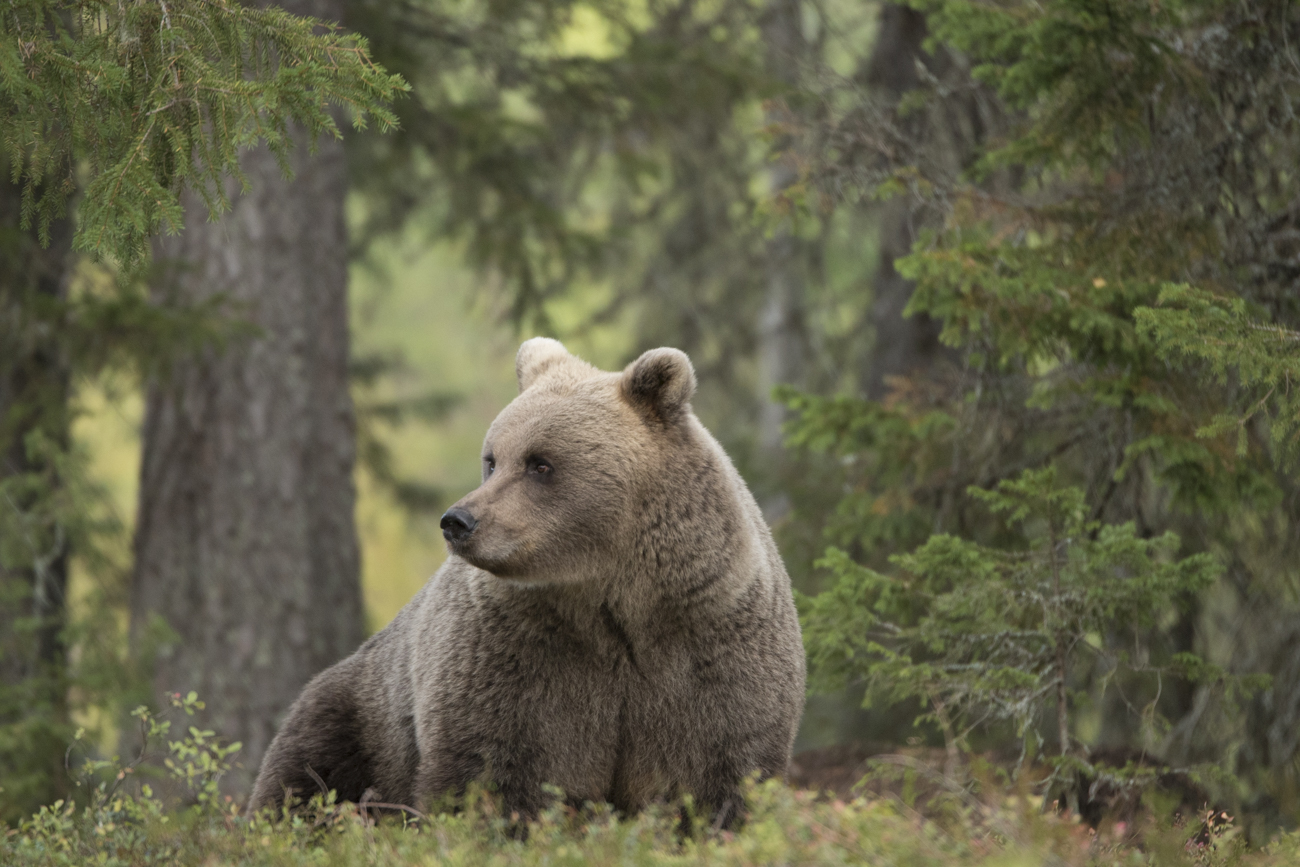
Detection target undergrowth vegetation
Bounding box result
[4,694,1299,867]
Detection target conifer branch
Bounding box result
[0,0,408,269]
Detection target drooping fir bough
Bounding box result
[1137,284,1300,466]
[0,0,405,268]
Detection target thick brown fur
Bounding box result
[248,339,806,823]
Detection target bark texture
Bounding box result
[859,6,945,401]
[756,0,814,521]
[130,2,363,792]
[859,5,980,400]
[757,0,812,440]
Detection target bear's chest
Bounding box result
[420,590,731,806]
[603,638,736,809]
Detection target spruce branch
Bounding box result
[0,0,408,269]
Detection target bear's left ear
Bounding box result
[620,347,696,425]
[516,337,572,393]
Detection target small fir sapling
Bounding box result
[801,466,1223,811]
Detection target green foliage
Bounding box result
[803,467,1222,772]
[1136,285,1300,464]
[2,701,1286,867]
[0,432,118,821]
[784,1,1300,821]
[8,692,242,864]
[915,0,1190,170]
[777,385,958,554]
[155,692,243,807]
[72,692,241,811]
[1,0,405,268]
[349,0,771,325]
[351,349,462,513]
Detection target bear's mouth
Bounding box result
[450,535,527,578]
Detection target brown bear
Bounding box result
[247,338,806,824]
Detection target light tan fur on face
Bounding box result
[449,345,688,586]
[249,339,806,827]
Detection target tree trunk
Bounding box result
[858,4,998,400]
[756,0,813,519]
[0,168,74,819]
[859,6,948,401]
[130,0,363,796]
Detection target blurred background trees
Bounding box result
[4,0,1300,842]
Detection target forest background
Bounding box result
[4,0,1300,854]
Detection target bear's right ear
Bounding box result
[620,347,696,425]
[516,337,572,393]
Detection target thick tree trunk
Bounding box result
[130,5,363,793]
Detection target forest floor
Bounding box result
[7,745,1295,867]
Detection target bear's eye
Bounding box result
[485,456,495,475]
[527,458,553,477]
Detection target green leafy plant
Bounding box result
[69,691,241,810]
[8,691,240,864]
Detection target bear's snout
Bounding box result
[440,507,478,545]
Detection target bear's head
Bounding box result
[439,338,698,584]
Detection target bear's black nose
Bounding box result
[440,507,478,544]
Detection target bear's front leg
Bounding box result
[247,661,376,814]
[414,736,548,822]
